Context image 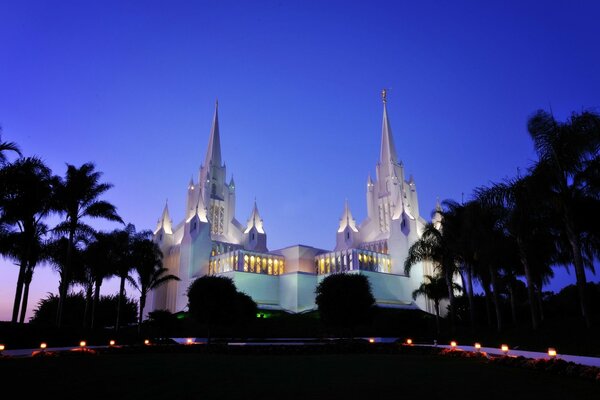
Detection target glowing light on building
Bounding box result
[144,339,150,345]
[406,338,413,345]
[187,338,193,345]
[369,338,375,343]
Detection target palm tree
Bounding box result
[53,163,123,327]
[0,157,55,323]
[475,175,554,330]
[0,128,22,164]
[412,274,461,335]
[112,224,137,332]
[405,222,460,331]
[83,231,120,329]
[129,237,179,333]
[527,109,600,328]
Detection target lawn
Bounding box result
[1,352,597,399]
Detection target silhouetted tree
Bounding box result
[412,274,461,335]
[315,273,375,337]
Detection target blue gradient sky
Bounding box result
[1,1,599,321]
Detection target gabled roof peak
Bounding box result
[245,199,265,234]
[337,199,358,233]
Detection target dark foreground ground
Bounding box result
[0,352,597,400]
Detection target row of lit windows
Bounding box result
[208,251,285,276]
[209,202,224,235]
[243,254,284,275]
[315,250,392,275]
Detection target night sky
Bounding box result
[1,1,599,321]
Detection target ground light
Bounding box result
[450,341,457,348]
[501,344,509,355]
[0,344,4,354]
[548,348,557,358]
[109,340,116,346]
[144,339,150,345]
[40,343,47,350]
[79,341,86,348]
[474,343,481,351]
[186,338,194,345]
[368,338,375,343]
[406,338,413,345]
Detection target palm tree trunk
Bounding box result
[482,282,493,328]
[56,227,75,327]
[444,266,456,333]
[563,213,591,328]
[517,237,539,330]
[536,285,545,322]
[434,302,441,336]
[91,280,101,330]
[115,275,126,333]
[138,292,146,334]
[11,261,26,323]
[18,270,33,324]
[83,282,93,328]
[466,264,475,331]
[508,282,517,326]
[488,265,503,332]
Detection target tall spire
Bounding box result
[204,99,222,168]
[245,199,265,234]
[380,89,398,165]
[155,200,173,234]
[337,199,358,233]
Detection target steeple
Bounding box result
[204,100,222,168]
[245,200,265,234]
[337,199,358,233]
[380,89,398,165]
[155,201,173,234]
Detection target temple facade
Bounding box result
[150,93,436,315]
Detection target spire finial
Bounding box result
[381,88,387,104]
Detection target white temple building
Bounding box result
[150,92,436,315]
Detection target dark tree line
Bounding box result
[405,109,600,332]
[0,130,178,331]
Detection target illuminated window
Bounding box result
[250,256,255,272]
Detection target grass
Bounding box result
[0,352,597,399]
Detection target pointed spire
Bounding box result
[204,99,222,168]
[229,175,235,188]
[367,174,373,186]
[155,200,173,234]
[380,90,399,165]
[245,199,265,234]
[188,176,194,189]
[337,199,358,233]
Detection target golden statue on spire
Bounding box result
[381,88,387,104]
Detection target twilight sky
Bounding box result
[1,0,599,321]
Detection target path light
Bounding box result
[109,340,116,346]
[79,341,86,348]
[144,339,150,345]
[406,338,413,345]
[40,343,47,350]
[501,344,509,354]
[450,341,457,348]
[368,338,375,343]
[186,338,193,345]
[474,343,481,351]
[0,344,5,353]
[548,348,557,358]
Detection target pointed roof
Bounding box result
[245,200,265,234]
[193,192,208,222]
[204,100,222,168]
[380,91,398,165]
[337,199,359,233]
[155,201,173,234]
